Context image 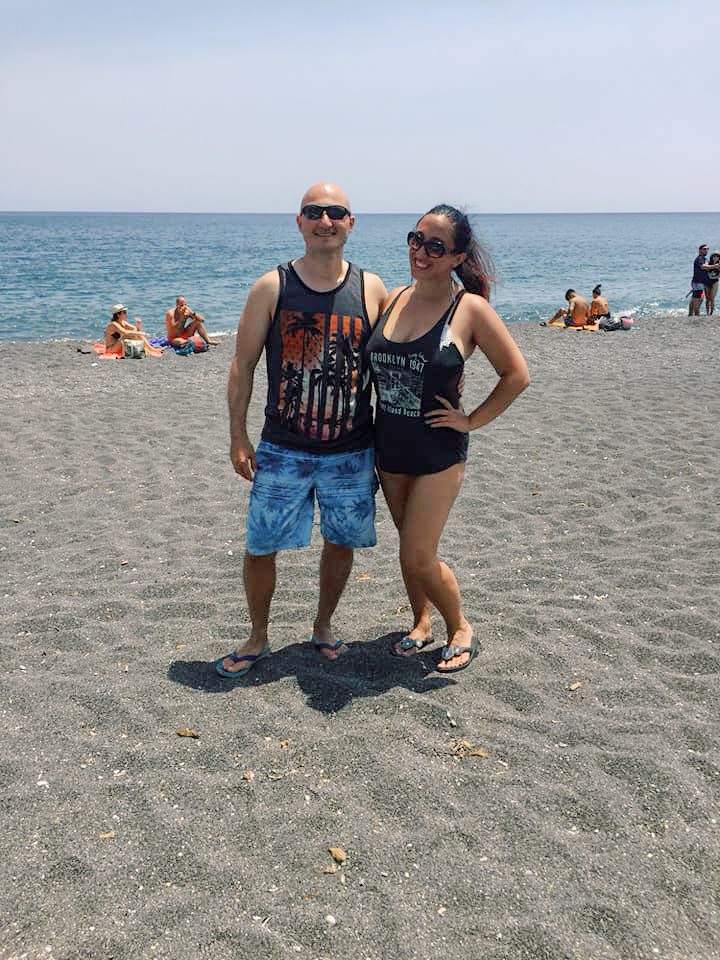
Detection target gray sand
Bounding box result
[1,319,719,960]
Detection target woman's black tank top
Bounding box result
[367,289,469,475]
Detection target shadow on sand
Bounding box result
[168,633,457,713]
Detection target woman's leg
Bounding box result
[395,464,474,671]
[379,471,434,654]
[708,283,717,315]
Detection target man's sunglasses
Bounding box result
[301,204,351,220]
[407,230,455,258]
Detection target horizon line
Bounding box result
[1,209,719,217]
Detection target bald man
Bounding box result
[165,297,219,346]
[216,182,388,678]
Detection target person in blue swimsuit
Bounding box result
[367,205,530,673]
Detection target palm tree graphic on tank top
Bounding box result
[278,310,364,440]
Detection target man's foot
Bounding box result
[312,625,347,660]
[436,622,477,673]
[390,629,434,658]
[206,338,220,345]
[216,640,270,676]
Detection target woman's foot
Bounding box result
[390,627,434,657]
[436,622,476,672]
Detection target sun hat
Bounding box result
[111,303,128,315]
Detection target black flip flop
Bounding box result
[389,633,434,658]
[436,637,478,673]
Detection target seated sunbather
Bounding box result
[104,304,163,356]
[165,297,219,346]
[547,289,591,326]
[589,284,610,320]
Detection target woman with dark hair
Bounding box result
[705,252,720,316]
[367,204,529,673]
[590,284,611,321]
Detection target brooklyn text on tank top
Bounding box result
[370,289,465,419]
[367,289,469,475]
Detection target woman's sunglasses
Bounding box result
[301,204,351,220]
[407,230,454,258]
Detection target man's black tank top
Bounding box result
[261,262,373,453]
[367,288,469,475]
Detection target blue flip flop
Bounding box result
[215,647,271,678]
[311,634,347,657]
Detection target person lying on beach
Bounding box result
[165,297,219,347]
[216,182,387,679]
[589,284,610,320]
[547,289,591,327]
[104,304,163,356]
[367,205,530,673]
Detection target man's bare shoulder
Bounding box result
[362,270,385,290]
[237,268,282,340]
[362,271,389,323]
[243,268,281,313]
[250,268,281,297]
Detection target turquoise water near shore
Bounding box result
[1,211,719,342]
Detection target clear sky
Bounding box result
[2,0,717,213]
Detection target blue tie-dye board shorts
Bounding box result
[245,441,378,556]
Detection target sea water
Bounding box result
[0,211,718,343]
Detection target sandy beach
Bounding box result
[1,317,719,960]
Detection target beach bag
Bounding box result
[175,334,208,355]
[123,340,146,359]
[599,317,633,332]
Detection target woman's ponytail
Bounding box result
[425,204,495,300]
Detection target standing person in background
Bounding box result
[589,284,610,321]
[367,205,529,674]
[689,244,709,316]
[704,252,719,315]
[165,297,219,347]
[216,182,387,678]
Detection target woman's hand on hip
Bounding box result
[425,395,471,433]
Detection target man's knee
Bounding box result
[244,550,277,570]
[322,539,354,562]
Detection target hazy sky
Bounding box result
[2,0,717,213]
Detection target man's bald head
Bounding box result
[300,182,351,212]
